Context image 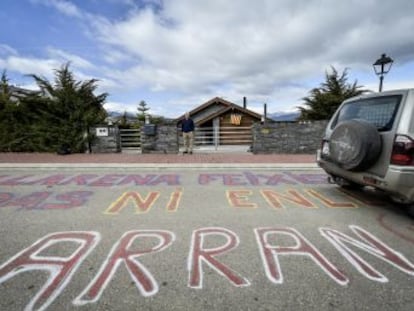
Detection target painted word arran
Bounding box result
[0,226,413,311]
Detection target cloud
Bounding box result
[46,47,95,69]
[88,0,414,101]
[30,0,83,18]
[4,0,414,118]
[0,51,119,96]
[0,49,94,79]
[4,55,60,77]
[0,44,18,56]
[104,100,131,112]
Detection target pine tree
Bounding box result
[298,67,368,120]
[0,70,19,151]
[0,70,11,110]
[137,100,150,122]
[27,63,108,153]
[0,71,28,151]
[119,111,129,128]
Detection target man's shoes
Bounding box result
[189,151,193,154]
[183,151,188,154]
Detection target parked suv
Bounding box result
[317,88,414,215]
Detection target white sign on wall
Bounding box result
[96,127,109,137]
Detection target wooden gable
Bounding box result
[176,97,262,127]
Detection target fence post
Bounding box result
[214,125,219,150]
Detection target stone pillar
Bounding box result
[90,125,121,153]
[141,125,179,154]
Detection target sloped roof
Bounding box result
[176,97,262,125]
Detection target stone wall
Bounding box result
[252,121,328,154]
[91,122,328,154]
[90,126,121,153]
[141,125,179,154]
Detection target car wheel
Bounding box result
[329,119,382,171]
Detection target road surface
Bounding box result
[0,167,413,311]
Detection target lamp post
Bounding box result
[373,53,393,92]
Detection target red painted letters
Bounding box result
[255,227,349,285]
[320,225,414,282]
[74,230,174,305]
[188,227,250,288]
[0,231,100,311]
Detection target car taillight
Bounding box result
[391,135,414,165]
[320,139,330,157]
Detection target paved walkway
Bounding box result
[0,152,317,169]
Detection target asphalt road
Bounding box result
[0,167,413,311]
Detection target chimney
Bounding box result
[243,96,247,109]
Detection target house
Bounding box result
[0,85,36,103]
[176,97,264,146]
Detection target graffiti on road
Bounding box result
[105,189,183,214]
[0,172,386,212]
[1,171,411,310]
[1,226,414,311]
[0,172,327,187]
[0,187,384,211]
[0,174,181,187]
[0,231,100,311]
[0,191,94,210]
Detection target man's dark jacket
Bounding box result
[182,118,195,133]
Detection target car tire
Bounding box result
[329,119,382,171]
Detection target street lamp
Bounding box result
[373,53,393,92]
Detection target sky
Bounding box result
[1,0,414,118]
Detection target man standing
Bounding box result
[181,112,195,154]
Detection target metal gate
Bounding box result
[120,126,252,152]
[119,128,141,151]
[188,126,252,151]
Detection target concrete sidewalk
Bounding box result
[0,152,318,169]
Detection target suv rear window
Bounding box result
[331,95,401,131]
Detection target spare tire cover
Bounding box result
[329,119,382,171]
